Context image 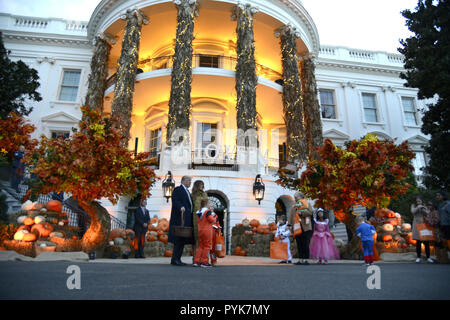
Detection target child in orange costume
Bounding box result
[210,217,221,266]
[194,199,216,267]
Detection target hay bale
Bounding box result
[3,240,35,257]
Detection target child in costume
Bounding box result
[194,199,216,267]
[275,215,292,264]
[209,212,221,267]
[309,208,340,264]
[356,215,376,266]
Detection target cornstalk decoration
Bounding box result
[84,33,115,116]
[111,9,149,147]
[275,25,307,164]
[299,53,323,160]
[232,3,258,147]
[166,0,199,145]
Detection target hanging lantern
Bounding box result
[162,171,175,202]
[253,174,265,205]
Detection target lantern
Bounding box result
[253,174,265,205]
[162,171,175,202]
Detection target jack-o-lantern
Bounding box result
[382,224,394,232]
[386,210,395,218]
[382,234,393,242]
[31,222,54,238]
[46,200,63,212]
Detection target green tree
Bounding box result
[398,0,450,189]
[0,32,42,120]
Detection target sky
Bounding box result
[0,0,419,53]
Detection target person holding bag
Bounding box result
[289,191,313,265]
[411,197,434,263]
[274,215,292,264]
[168,176,194,266]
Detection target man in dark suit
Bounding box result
[168,175,194,266]
[133,197,150,258]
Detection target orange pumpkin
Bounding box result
[150,217,158,225]
[31,222,54,238]
[386,218,398,227]
[22,233,37,242]
[159,234,168,244]
[109,228,124,241]
[46,200,62,212]
[386,210,395,218]
[235,246,242,255]
[239,250,246,256]
[382,224,394,232]
[17,225,31,232]
[32,202,44,211]
[401,243,408,249]
[124,229,135,241]
[249,219,260,228]
[147,234,156,242]
[23,217,35,226]
[72,236,78,240]
[0,246,6,251]
[382,235,393,242]
[257,224,269,234]
[158,219,169,232]
[164,250,173,257]
[269,222,278,231]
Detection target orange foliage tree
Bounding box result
[0,112,37,164]
[24,106,158,252]
[277,134,415,258]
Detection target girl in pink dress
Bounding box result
[309,209,340,264]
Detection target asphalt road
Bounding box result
[0,261,449,301]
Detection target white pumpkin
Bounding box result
[49,232,64,238]
[40,208,47,213]
[14,230,30,241]
[17,215,27,224]
[382,223,394,232]
[401,223,412,232]
[21,200,34,211]
[109,241,114,246]
[114,237,124,245]
[395,212,401,219]
[242,218,250,228]
[34,215,46,224]
[58,221,64,226]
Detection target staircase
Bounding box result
[0,180,23,214]
[330,222,348,244]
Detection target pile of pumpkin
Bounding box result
[231,218,298,257]
[2,200,82,257]
[106,216,191,258]
[368,208,416,254]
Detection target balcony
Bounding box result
[106,54,283,88]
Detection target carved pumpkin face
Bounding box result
[382,234,393,242]
[382,224,394,232]
[249,219,260,228]
[158,234,168,244]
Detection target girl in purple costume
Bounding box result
[309,209,340,264]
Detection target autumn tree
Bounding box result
[0,32,42,120]
[25,107,157,253]
[398,0,450,189]
[277,134,415,259]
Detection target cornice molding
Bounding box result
[3,32,92,48]
[316,59,403,75]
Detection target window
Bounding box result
[278,143,287,166]
[199,55,219,68]
[197,122,218,157]
[401,97,418,126]
[319,90,337,119]
[362,93,378,122]
[51,131,70,139]
[412,151,426,176]
[148,128,161,160]
[59,70,81,102]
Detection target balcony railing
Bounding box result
[106,54,283,88]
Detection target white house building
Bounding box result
[0,0,430,249]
